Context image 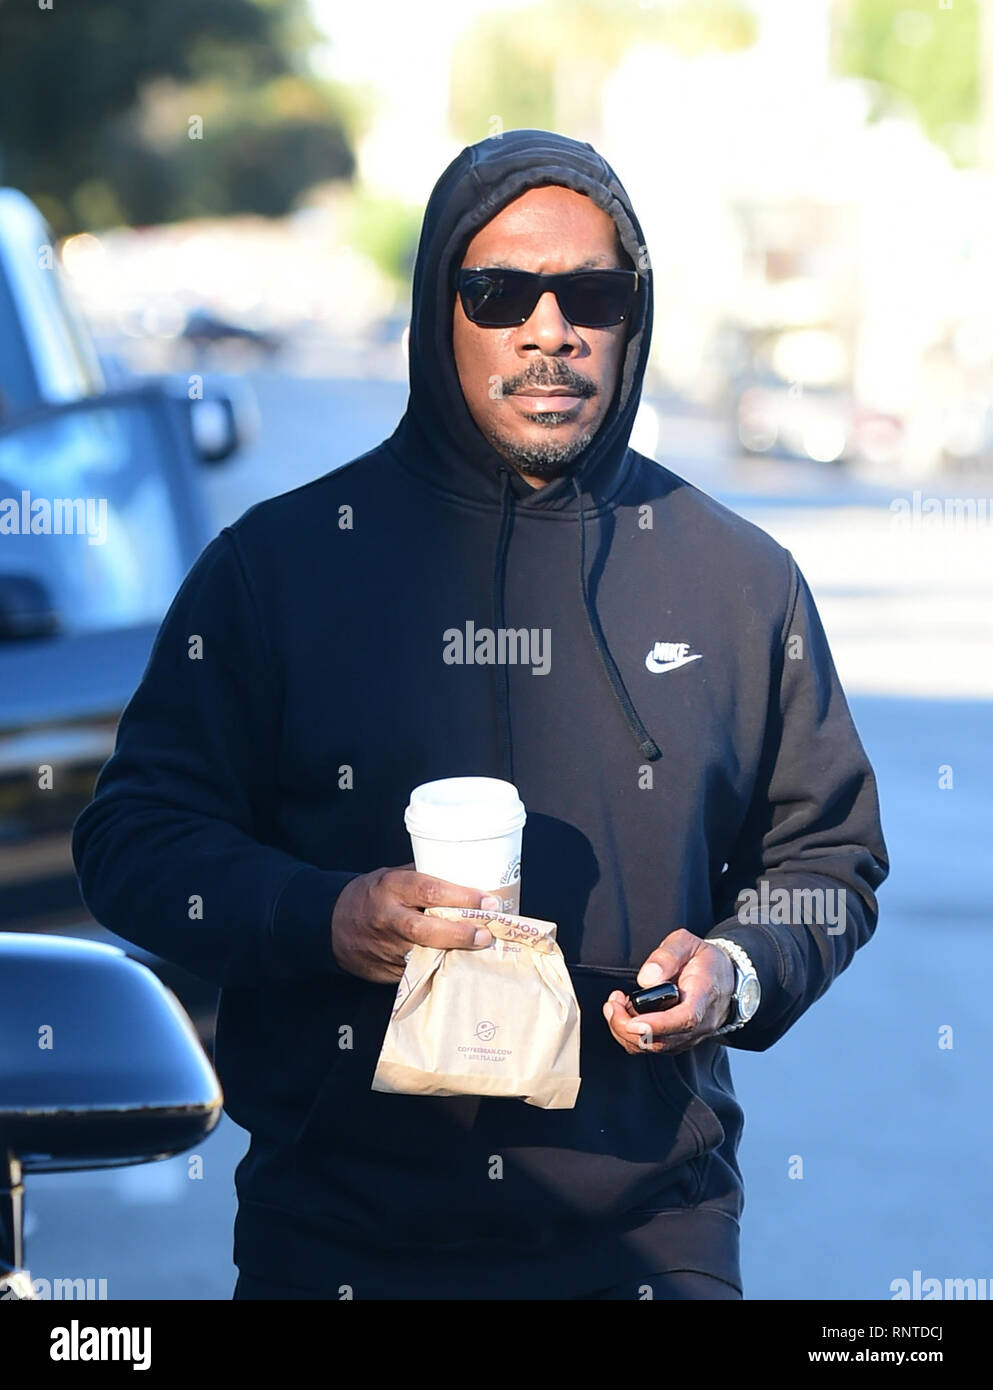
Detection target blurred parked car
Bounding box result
[736,373,903,467]
[0,188,253,1044]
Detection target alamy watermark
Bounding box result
[443,620,551,675]
[736,880,847,934]
[0,490,107,546]
[1,1274,108,1299]
[891,1270,991,1300]
[889,490,993,532]
[50,1320,150,1371]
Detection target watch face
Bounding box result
[740,977,761,1019]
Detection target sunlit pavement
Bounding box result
[22,377,991,1300]
[21,1115,248,1301]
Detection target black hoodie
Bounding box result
[71,129,889,1299]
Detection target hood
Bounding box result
[389,127,653,514]
[385,128,661,766]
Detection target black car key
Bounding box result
[628,981,680,1014]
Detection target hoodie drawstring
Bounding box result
[490,465,662,781]
[571,475,662,763]
[492,466,515,782]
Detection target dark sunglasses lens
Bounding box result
[460,271,535,326]
[559,273,635,327]
[459,270,637,327]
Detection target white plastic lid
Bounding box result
[404,777,526,842]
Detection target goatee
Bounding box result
[490,421,597,481]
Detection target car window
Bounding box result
[42,250,106,398]
[0,193,105,416]
[0,399,190,633]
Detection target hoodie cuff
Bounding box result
[704,918,795,1047]
[270,865,363,979]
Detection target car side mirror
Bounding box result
[0,934,222,1299]
[187,381,259,466]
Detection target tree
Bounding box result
[835,0,980,165]
[0,0,357,231]
[449,0,757,147]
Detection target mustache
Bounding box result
[505,369,597,397]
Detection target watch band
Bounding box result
[707,937,757,1036]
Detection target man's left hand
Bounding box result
[602,929,736,1056]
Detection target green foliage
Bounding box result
[449,0,757,144]
[347,192,423,288]
[188,117,355,220]
[0,0,356,232]
[835,0,979,163]
[450,18,556,143]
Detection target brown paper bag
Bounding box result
[371,906,581,1109]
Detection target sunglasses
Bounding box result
[454,266,640,329]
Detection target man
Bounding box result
[72,129,888,1300]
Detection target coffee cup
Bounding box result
[404,776,526,915]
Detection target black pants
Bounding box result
[233,1269,742,1300]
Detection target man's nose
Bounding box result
[519,291,583,351]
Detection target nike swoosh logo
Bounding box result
[645,653,704,674]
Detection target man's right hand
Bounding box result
[330,863,500,982]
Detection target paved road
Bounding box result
[21,376,992,1300]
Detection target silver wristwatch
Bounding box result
[708,937,760,1036]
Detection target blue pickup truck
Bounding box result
[0,189,249,1042]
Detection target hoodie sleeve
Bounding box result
[704,550,889,1052]
[71,527,361,989]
